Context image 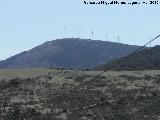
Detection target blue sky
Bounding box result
[0,0,160,60]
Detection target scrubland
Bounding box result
[0,68,160,120]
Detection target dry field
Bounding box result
[0,68,160,120]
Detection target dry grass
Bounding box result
[0,68,58,80]
[1,68,160,120]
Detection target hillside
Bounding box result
[1,69,160,119]
[0,38,139,69]
[97,46,160,71]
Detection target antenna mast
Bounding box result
[63,27,66,38]
[105,33,108,41]
[118,35,120,43]
[76,29,79,38]
[91,30,94,40]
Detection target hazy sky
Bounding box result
[0,0,160,60]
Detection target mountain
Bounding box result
[97,46,160,71]
[0,38,140,69]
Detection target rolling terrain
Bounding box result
[0,68,160,120]
[0,38,139,69]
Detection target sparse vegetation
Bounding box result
[0,69,160,120]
